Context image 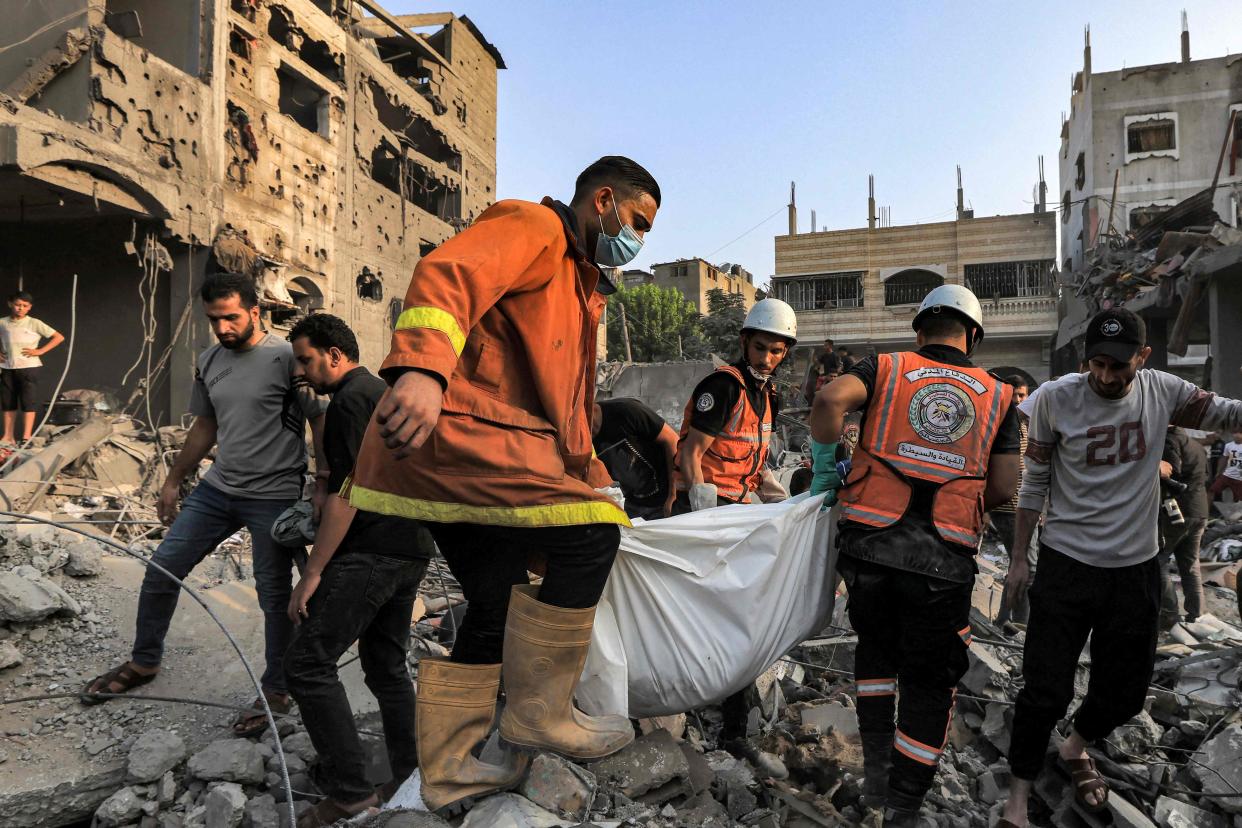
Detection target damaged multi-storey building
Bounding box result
[0,0,503,422]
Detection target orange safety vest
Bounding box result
[676,365,777,502]
[838,352,1012,548]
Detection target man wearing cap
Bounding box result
[809,284,1021,826]
[998,308,1242,827]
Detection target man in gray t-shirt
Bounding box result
[999,309,1242,827]
[83,274,326,736]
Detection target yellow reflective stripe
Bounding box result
[394,306,467,356]
[347,483,631,529]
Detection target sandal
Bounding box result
[294,794,377,828]
[1058,754,1109,813]
[231,691,291,738]
[80,662,157,706]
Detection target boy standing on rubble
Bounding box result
[808,284,1020,826]
[0,290,64,444]
[998,308,1242,827]
[345,156,660,815]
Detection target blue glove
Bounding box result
[809,439,843,506]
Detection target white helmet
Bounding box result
[742,298,797,345]
[913,284,985,354]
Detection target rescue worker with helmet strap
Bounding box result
[347,156,660,815]
[808,284,1021,826]
[673,298,796,514]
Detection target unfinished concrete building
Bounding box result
[0,0,503,424]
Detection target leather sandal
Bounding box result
[232,691,291,737]
[80,662,156,706]
[1058,754,1109,813]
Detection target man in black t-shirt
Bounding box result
[593,398,678,520]
[283,314,435,821]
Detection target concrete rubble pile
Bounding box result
[1066,199,1242,321]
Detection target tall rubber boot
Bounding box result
[415,658,528,815]
[498,584,635,760]
[860,732,893,810]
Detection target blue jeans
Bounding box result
[132,482,304,694]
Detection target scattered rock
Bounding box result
[1191,725,1242,815]
[187,739,266,784]
[798,700,860,738]
[243,794,281,828]
[589,729,690,798]
[95,786,144,827]
[1154,795,1227,828]
[458,793,567,827]
[204,782,247,828]
[279,730,317,763]
[127,729,187,783]
[0,639,22,669]
[64,541,104,577]
[0,569,80,622]
[518,752,596,820]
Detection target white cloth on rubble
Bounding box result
[577,493,837,719]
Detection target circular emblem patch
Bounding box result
[907,383,975,444]
[1100,318,1122,336]
[696,393,715,412]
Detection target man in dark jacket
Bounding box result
[592,398,678,520]
[1159,426,1208,624]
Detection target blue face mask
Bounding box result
[594,200,644,267]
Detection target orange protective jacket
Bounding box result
[838,352,1012,548]
[345,198,628,528]
[675,365,777,502]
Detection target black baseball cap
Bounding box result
[1085,307,1146,363]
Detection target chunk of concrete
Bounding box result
[204,782,247,828]
[127,729,188,783]
[1106,792,1158,828]
[676,790,731,827]
[798,701,860,738]
[1191,725,1242,814]
[278,731,317,763]
[242,794,280,828]
[0,569,79,622]
[960,643,1010,698]
[64,541,104,577]
[589,729,689,798]
[1154,795,1227,828]
[1106,710,1164,761]
[0,640,22,669]
[95,786,144,827]
[187,739,266,785]
[458,793,568,827]
[518,753,596,820]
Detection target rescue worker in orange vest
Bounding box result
[672,298,797,515]
[346,156,660,815]
[809,285,1020,826]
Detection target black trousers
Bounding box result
[427,522,620,665]
[284,552,428,804]
[0,368,39,412]
[1008,546,1160,781]
[841,555,973,808]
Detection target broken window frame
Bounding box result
[276,63,330,138]
[1124,112,1179,163]
[1062,191,1071,224]
[1074,152,1085,191]
[1127,203,1174,232]
[963,260,1056,300]
[1230,104,1242,177]
[772,272,864,311]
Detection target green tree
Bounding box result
[701,288,748,358]
[606,284,703,362]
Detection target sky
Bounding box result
[390,0,1242,288]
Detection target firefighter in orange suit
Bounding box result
[346,157,660,815]
[808,285,1020,826]
[673,298,797,515]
